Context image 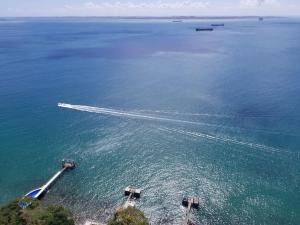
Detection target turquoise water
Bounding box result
[0,17,300,224]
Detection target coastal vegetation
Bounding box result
[0,197,74,225]
[108,207,149,225]
[0,197,149,225]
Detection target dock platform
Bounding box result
[182,196,200,225]
[122,186,141,209]
[24,159,75,199]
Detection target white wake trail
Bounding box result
[160,127,293,155]
[135,109,235,118]
[58,103,296,157]
[58,103,228,128]
[57,102,300,138]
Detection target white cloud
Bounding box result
[1,0,300,17]
[240,0,280,8]
[62,1,212,16]
[83,1,210,10]
[60,0,300,17]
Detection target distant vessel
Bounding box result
[259,17,264,21]
[195,28,213,31]
[172,20,183,23]
[211,23,224,27]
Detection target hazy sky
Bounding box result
[1,0,300,17]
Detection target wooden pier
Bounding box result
[24,160,75,199]
[182,196,199,225]
[122,186,141,209]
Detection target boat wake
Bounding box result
[58,103,299,138]
[135,109,235,118]
[58,103,297,157]
[58,103,230,129]
[159,127,294,155]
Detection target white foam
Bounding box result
[136,109,300,137]
[135,109,235,118]
[160,127,292,155]
[58,103,296,157]
[58,103,229,128]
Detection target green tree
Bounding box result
[0,198,74,225]
[108,207,149,225]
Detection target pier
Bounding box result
[122,186,141,209]
[182,196,199,225]
[25,160,75,199]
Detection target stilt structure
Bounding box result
[24,159,75,199]
[122,186,141,209]
[182,196,199,225]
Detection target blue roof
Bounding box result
[25,188,41,198]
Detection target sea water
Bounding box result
[0,17,299,225]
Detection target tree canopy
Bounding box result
[108,207,149,225]
[0,197,74,225]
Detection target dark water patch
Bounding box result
[47,47,148,59]
[0,57,43,68]
[272,21,300,26]
[48,29,150,37]
[44,29,150,43]
[235,105,275,118]
[48,36,215,59]
[284,47,300,55]
[0,40,23,48]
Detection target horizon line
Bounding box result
[0,15,293,19]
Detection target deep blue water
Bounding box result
[0,17,300,225]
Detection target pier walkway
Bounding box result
[25,160,75,199]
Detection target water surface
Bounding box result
[0,17,299,225]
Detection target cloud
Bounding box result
[240,0,280,8]
[63,1,211,16]
[1,0,300,17]
[83,1,210,10]
[59,0,300,17]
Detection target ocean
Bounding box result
[0,17,299,225]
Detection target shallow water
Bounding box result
[0,17,299,225]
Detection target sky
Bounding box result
[1,0,300,17]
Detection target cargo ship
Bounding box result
[211,23,224,26]
[195,28,213,31]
